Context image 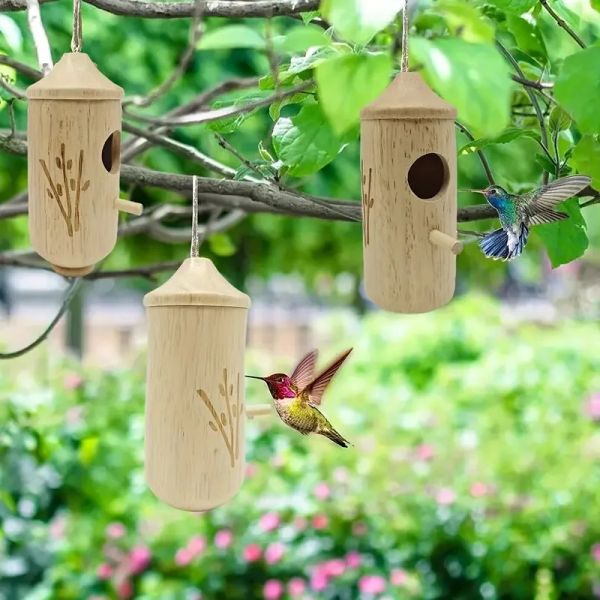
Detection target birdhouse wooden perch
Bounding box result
[144,257,251,512]
[27,53,142,277]
[360,72,462,314]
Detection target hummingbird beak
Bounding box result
[245,375,265,381]
[459,188,486,195]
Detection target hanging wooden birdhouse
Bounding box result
[27,52,142,277]
[360,72,462,314]
[144,257,251,511]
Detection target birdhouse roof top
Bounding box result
[27,53,123,100]
[361,72,456,120]
[144,257,251,309]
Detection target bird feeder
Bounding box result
[27,52,142,277]
[360,72,462,314]
[144,257,251,511]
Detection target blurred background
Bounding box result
[1,0,600,598]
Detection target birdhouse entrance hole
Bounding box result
[102,131,121,174]
[407,153,448,200]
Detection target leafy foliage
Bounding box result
[1,296,600,598]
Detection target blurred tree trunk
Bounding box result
[65,284,84,359]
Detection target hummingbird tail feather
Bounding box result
[480,223,529,261]
[319,426,350,448]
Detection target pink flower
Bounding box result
[263,579,284,600]
[106,522,126,539]
[310,569,329,591]
[345,551,362,569]
[243,543,262,562]
[591,543,600,563]
[187,535,206,557]
[64,373,84,390]
[470,482,489,498]
[294,517,307,531]
[214,529,233,549]
[288,577,306,597]
[436,488,456,506]
[175,548,193,566]
[259,512,280,532]
[414,444,435,461]
[352,521,367,536]
[96,563,112,580]
[314,482,331,500]
[359,574,386,594]
[323,559,345,577]
[312,514,328,530]
[128,545,151,574]
[49,515,66,540]
[245,463,257,478]
[66,406,84,426]
[390,568,407,586]
[585,393,600,420]
[333,467,349,483]
[116,580,133,599]
[265,542,285,565]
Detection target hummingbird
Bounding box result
[246,348,352,448]
[467,175,591,261]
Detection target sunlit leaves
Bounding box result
[411,38,512,136]
[555,47,600,134]
[198,25,265,50]
[536,200,588,267]
[483,0,536,14]
[315,52,392,135]
[571,136,600,189]
[272,102,346,176]
[435,0,494,42]
[458,128,540,155]
[320,0,402,45]
[272,25,331,54]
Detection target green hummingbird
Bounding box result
[246,348,352,448]
[469,175,591,261]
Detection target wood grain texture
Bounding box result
[360,73,458,313]
[144,258,250,511]
[27,53,127,275]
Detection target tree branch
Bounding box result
[0,0,320,18]
[539,0,586,49]
[455,121,495,185]
[0,55,42,80]
[25,0,53,75]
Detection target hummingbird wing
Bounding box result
[302,348,352,406]
[290,349,319,390]
[525,175,591,217]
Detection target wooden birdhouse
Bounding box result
[27,52,142,277]
[143,257,251,511]
[360,72,462,314]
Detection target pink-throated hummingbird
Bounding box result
[465,175,590,260]
[246,349,352,448]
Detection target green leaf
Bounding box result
[272,25,331,54]
[0,62,16,110]
[411,38,512,137]
[535,200,588,267]
[320,0,402,45]
[198,25,265,50]
[484,0,536,14]
[316,52,392,135]
[458,127,539,155]
[207,92,271,133]
[571,135,600,189]
[549,106,571,132]
[272,102,345,176]
[504,15,547,59]
[209,233,237,256]
[435,0,494,43]
[555,47,600,134]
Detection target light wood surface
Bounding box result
[144,258,251,511]
[360,72,459,313]
[27,53,139,276]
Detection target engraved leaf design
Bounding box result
[220,412,227,425]
[209,421,218,432]
[219,384,226,397]
[67,159,72,170]
[229,384,234,395]
[55,157,62,169]
[82,180,90,192]
[70,178,76,191]
[56,183,63,196]
[47,189,53,199]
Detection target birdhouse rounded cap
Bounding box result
[361,72,456,120]
[27,53,124,100]
[144,257,251,309]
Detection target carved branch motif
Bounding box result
[361,163,374,246]
[197,369,243,468]
[40,144,90,237]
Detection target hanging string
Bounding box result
[401,0,409,72]
[190,175,199,258]
[71,0,83,53]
